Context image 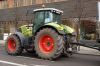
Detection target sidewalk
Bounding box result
[77,46,100,55]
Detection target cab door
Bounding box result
[33,11,45,33]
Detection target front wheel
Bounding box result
[5,35,23,55]
[34,28,64,60]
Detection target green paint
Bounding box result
[46,22,74,34]
[20,25,32,37]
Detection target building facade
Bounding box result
[0,0,67,9]
[0,0,99,40]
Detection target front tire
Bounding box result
[5,34,23,55]
[34,28,64,60]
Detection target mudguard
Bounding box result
[13,32,29,47]
[45,22,75,34]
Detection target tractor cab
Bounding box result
[33,8,63,23]
[33,8,63,32]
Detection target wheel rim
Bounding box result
[39,35,54,53]
[7,38,16,52]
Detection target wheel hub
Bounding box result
[39,35,54,53]
[47,42,51,47]
[7,38,16,52]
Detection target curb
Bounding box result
[77,46,100,56]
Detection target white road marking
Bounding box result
[29,64,48,66]
[34,65,47,66]
[0,60,27,66]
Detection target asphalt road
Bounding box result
[0,44,100,66]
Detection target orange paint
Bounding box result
[0,0,4,1]
[7,0,14,8]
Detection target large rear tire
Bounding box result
[34,28,64,60]
[5,35,23,55]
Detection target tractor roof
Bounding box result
[33,8,63,14]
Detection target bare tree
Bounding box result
[13,0,18,29]
[75,0,84,40]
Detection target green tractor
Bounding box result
[5,8,77,60]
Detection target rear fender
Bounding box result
[46,23,66,35]
[45,23,75,34]
[35,25,66,35]
[45,22,64,31]
[35,22,75,35]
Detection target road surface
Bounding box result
[0,44,100,66]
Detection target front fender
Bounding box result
[13,32,28,47]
